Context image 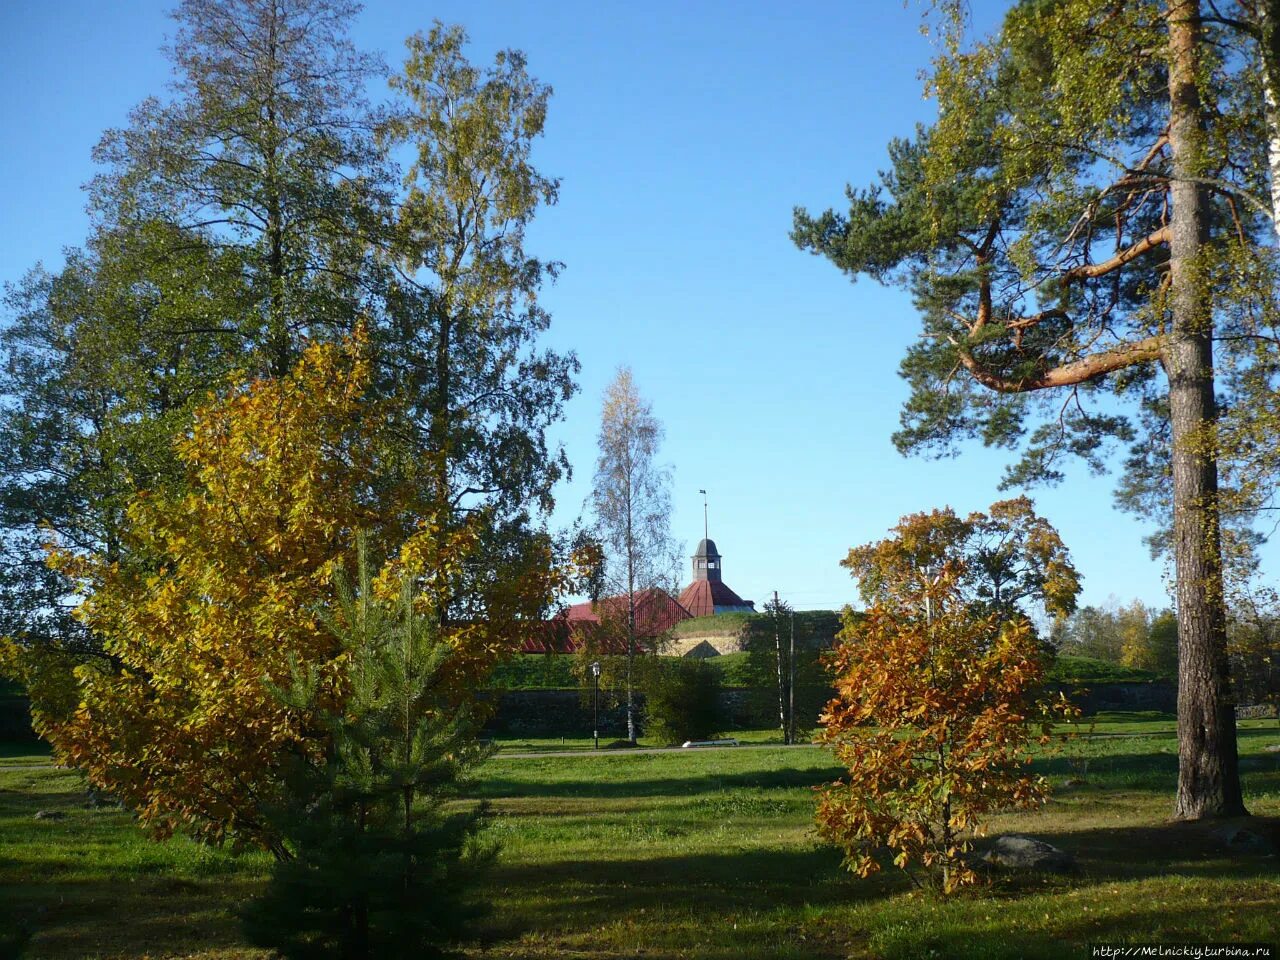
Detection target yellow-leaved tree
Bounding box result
[3,332,560,853]
[817,500,1079,891]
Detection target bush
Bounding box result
[642,658,724,745]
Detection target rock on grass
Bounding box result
[981,835,1077,874]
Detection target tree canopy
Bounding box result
[1,2,576,665]
[819,510,1074,891]
[795,0,1271,819]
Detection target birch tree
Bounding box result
[590,368,676,743]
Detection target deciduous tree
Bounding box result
[818,518,1072,891]
[589,368,677,743]
[844,498,1079,626]
[1,335,558,851]
[0,224,245,651]
[91,0,388,378]
[377,23,578,630]
[3,10,579,774]
[0,0,387,658]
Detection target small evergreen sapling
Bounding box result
[242,539,493,960]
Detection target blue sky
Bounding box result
[3,1,1267,612]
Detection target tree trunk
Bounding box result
[788,611,796,744]
[626,502,637,743]
[263,8,290,378]
[626,597,637,744]
[773,599,787,744]
[1261,1,1280,239]
[1165,0,1248,820]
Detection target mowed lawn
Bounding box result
[0,724,1278,960]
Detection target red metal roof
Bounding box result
[676,579,753,618]
[519,588,693,654]
[565,588,692,633]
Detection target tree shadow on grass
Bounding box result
[2,874,264,960]
[476,842,882,956]
[866,895,1279,960]
[1036,748,1280,794]
[1018,814,1280,885]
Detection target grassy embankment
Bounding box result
[2,720,1278,959]
[489,649,1168,692]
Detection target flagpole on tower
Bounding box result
[699,489,708,542]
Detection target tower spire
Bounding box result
[699,488,708,542]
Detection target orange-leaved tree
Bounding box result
[816,500,1079,891]
[3,332,561,852]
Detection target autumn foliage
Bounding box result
[817,501,1078,891]
[3,334,559,851]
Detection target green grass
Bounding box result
[705,650,755,685]
[3,723,1279,959]
[670,613,757,638]
[1047,655,1161,684]
[490,726,793,754]
[0,741,49,765]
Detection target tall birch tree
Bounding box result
[377,23,579,627]
[590,368,676,743]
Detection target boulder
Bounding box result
[981,835,1076,873]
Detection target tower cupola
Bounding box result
[692,538,722,583]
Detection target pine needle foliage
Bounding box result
[242,536,493,960]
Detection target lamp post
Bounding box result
[591,660,601,750]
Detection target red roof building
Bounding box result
[518,539,755,655]
[566,587,692,636]
[519,588,692,654]
[676,538,755,617]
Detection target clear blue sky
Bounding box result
[3,1,1270,612]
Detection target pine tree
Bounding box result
[242,536,492,960]
[794,0,1273,819]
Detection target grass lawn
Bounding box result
[2,723,1279,959]
[489,714,1280,753]
[0,742,49,766]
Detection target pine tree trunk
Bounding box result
[1165,0,1247,820]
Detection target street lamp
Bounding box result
[590,660,602,750]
